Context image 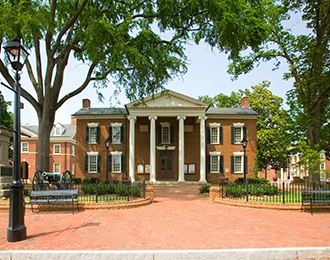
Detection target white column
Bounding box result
[177,116,186,182]
[128,116,136,182]
[199,116,207,183]
[149,116,157,182]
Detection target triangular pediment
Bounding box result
[126,90,208,109]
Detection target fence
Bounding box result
[72,181,146,203]
[221,181,330,204]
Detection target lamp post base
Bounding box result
[7,183,26,242]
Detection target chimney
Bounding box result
[71,115,77,126]
[240,97,250,109]
[83,99,90,109]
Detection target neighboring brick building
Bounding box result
[73,90,258,184]
[20,123,76,180]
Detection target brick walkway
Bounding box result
[0,185,329,251]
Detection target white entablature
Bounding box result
[125,90,209,117]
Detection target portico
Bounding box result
[125,91,209,183]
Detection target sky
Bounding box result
[1,41,293,126]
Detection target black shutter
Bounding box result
[109,155,112,172]
[121,155,125,173]
[170,125,174,143]
[231,127,235,144]
[206,127,210,144]
[230,156,234,173]
[220,155,224,173]
[96,127,100,144]
[219,127,223,145]
[243,126,247,140]
[121,126,125,144]
[84,156,88,172]
[97,156,101,173]
[108,127,112,143]
[207,155,210,173]
[86,127,89,143]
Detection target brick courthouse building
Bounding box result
[73,90,258,184]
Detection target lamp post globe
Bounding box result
[4,37,29,242]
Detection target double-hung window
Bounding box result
[231,152,246,173]
[53,144,61,154]
[109,123,123,144]
[108,152,125,173]
[53,163,60,174]
[85,152,100,173]
[86,123,100,144]
[231,123,246,144]
[21,142,28,153]
[209,152,224,173]
[160,122,172,144]
[208,123,223,144]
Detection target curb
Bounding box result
[0,247,329,260]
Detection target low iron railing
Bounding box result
[221,181,330,204]
[72,181,146,203]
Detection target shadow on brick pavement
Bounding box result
[0,185,329,259]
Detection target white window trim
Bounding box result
[21,142,28,153]
[111,151,123,173]
[53,144,61,154]
[53,163,60,174]
[210,123,221,144]
[209,151,221,173]
[233,151,244,174]
[87,151,99,173]
[87,122,99,127]
[233,122,245,127]
[160,122,171,144]
[111,122,122,127]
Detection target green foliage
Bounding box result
[81,183,141,197]
[199,184,211,193]
[226,0,330,159]
[71,178,82,184]
[226,183,278,197]
[0,0,271,172]
[200,81,291,172]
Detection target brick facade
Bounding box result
[73,90,257,184]
[20,123,76,180]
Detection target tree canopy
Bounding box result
[227,0,330,159]
[199,81,291,175]
[0,0,270,171]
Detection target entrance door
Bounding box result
[158,150,174,180]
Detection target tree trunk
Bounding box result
[37,110,55,172]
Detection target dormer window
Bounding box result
[53,123,65,136]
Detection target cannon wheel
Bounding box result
[59,170,72,190]
[32,170,48,191]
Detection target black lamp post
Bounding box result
[241,136,248,202]
[4,37,29,242]
[105,137,110,184]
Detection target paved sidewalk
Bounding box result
[0,185,329,258]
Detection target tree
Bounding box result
[199,92,241,108]
[241,82,291,176]
[227,0,330,175]
[199,81,291,176]
[0,0,269,171]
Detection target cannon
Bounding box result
[32,170,73,191]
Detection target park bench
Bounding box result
[29,189,79,214]
[301,190,330,215]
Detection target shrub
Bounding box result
[72,177,82,184]
[82,178,91,184]
[199,184,211,193]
